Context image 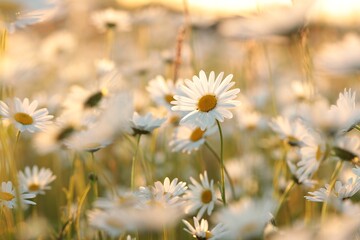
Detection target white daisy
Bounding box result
[169,124,217,154]
[91,8,131,33]
[33,121,77,154]
[171,70,240,130]
[297,130,326,183]
[287,160,317,187]
[146,75,181,110]
[0,181,36,209]
[328,88,360,133]
[305,177,360,203]
[185,171,217,219]
[0,0,57,32]
[333,135,360,163]
[0,97,53,133]
[269,116,309,147]
[18,166,56,195]
[136,177,187,209]
[131,112,166,135]
[215,198,275,239]
[182,217,227,240]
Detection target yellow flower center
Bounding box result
[164,94,174,104]
[0,191,15,201]
[198,95,217,112]
[190,128,205,142]
[14,112,34,125]
[205,231,213,239]
[28,183,40,192]
[201,189,213,204]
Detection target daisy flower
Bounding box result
[0,0,57,32]
[18,166,56,195]
[0,181,36,209]
[131,112,166,135]
[305,176,360,203]
[328,88,360,133]
[171,70,240,130]
[269,116,309,147]
[297,130,326,183]
[91,8,131,33]
[0,97,53,133]
[333,135,360,163]
[182,217,227,240]
[215,198,275,239]
[169,124,217,154]
[146,75,181,110]
[185,171,217,219]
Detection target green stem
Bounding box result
[12,131,23,224]
[90,152,98,198]
[274,179,296,220]
[216,120,226,205]
[131,134,141,191]
[321,160,344,223]
[204,141,236,200]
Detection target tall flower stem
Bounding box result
[131,134,141,191]
[12,131,24,224]
[216,120,226,205]
[1,28,7,56]
[321,160,343,223]
[204,141,236,200]
[274,179,296,220]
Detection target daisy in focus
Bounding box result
[171,70,240,130]
[0,97,53,133]
[18,166,56,195]
[182,217,227,240]
[185,171,218,219]
[0,181,36,209]
[169,124,217,154]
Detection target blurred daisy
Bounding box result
[18,166,56,195]
[169,124,217,154]
[131,112,166,135]
[270,116,309,147]
[305,176,360,203]
[91,8,131,33]
[0,0,57,32]
[0,97,53,133]
[33,121,77,154]
[172,70,240,130]
[215,198,274,239]
[136,177,187,208]
[0,181,36,209]
[95,58,116,78]
[297,130,326,183]
[182,217,227,240]
[333,136,360,163]
[87,209,128,237]
[146,75,180,110]
[287,160,317,187]
[185,171,217,219]
[328,88,360,133]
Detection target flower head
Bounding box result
[131,112,166,135]
[91,8,131,33]
[185,171,217,219]
[0,181,36,209]
[18,166,56,195]
[169,124,217,154]
[172,70,240,130]
[182,217,227,240]
[0,97,53,133]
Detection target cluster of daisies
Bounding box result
[0,166,55,209]
[3,0,360,240]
